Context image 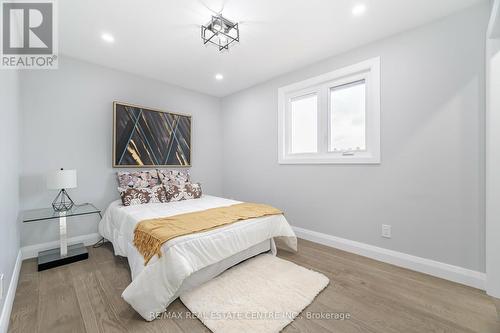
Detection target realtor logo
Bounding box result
[1,0,58,69]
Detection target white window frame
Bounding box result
[278,57,380,164]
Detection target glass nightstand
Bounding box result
[22,203,102,271]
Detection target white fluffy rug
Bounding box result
[180,254,329,333]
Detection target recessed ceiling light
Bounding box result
[352,4,367,16]
[215,73,224,80]
[101,33,115,43]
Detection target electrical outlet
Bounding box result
[0,274,4,300]
[382,224,391,238]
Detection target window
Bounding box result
[278,57,380,164]
[329,80,366,152]
[290,94,317,154]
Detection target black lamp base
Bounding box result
[52,189,75,212]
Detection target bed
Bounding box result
[98,195,297,321]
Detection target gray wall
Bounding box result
[0,70,20,316]
[221,5,487,271]
[20,57,223,246]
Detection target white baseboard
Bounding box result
[0,250,22,333]
[21,233,102,260]
[293,226,486,290]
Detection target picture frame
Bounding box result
[113,101,192,167]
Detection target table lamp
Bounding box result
[47,168,77,211]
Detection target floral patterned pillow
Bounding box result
[166,182,202,202]
[117,170,159,188]
[118,185,168,206]
[157,169,191,186]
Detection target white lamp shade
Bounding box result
[46,169,77,190]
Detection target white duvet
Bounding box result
[98,195,297,321]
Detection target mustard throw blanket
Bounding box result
[134,203,283,264]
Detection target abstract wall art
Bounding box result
[113,102,191,167]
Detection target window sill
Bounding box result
[278,153,380,165]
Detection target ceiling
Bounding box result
[60,0,485,97]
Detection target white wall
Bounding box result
[486,0,500,298]
[0,70,20,319]
[19,56,223,246]
[221,5,488,272]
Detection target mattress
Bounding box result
[98,195,297,320]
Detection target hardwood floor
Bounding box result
[8,239,500,333]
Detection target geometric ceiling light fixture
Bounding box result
[201,14,239,51]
